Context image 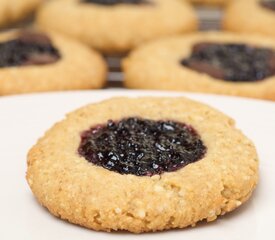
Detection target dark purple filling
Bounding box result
[78,117,206,176]
[82,0,149,5]
[181,42,275,82]
[261,0,275,11]
[0,31,60,68]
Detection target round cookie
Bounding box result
[0,30,107,96]
[123,32,275,101]
[223,0,275,37]
[0,0,42,27]
[27,97,259,233]
[36,0,198,53]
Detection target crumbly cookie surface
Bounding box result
[0,0,41,27]
[0,30,107,96]
[223,0,275,37]
[27,97,259,233]
[123,32,275,101]
[36,0,198,53]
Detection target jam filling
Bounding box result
[261,0,275,11]
[82,0,149,5]
[78,117,206,176]
[0,31,60,68]
[181,42,275,82]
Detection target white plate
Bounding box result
[0,90,274,240]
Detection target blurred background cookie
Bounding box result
[0,0,42,28]
[0,30,107,95]
[123,32,275,100]
[188,0,228,6]
[36,0,198,53]
[223,0,275,37]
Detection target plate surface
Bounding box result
[0,90,274,240]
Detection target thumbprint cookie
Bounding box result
[0,30,107,95]
[36,0,198,53]
[27,97,259,233]
[123,32,275,100]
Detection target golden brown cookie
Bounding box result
[0,29,107,96]
[36,0,198,54]
[27,97,259,233]
[123,32,275,101]
[189,0,228,6]
[223,0,275,37]
[0,0,42,27]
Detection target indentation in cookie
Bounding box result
[78,117,206,176]
[0,31,61,68]
[261,0,275,11]
[82,0,150,5]
[181,42,275,82]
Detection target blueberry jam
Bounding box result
[78,117,206,176]
[181,42,275,82]
[82,0,149,5]
[0,31,60,68]
[261,0,275,11]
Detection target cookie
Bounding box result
[0,30,107,96]
[0,0,41,27]
[123,32,275,101]
[223,0,275,37]
[36,0,198,53]
[27,97,259,233]
[188,0,228,6]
